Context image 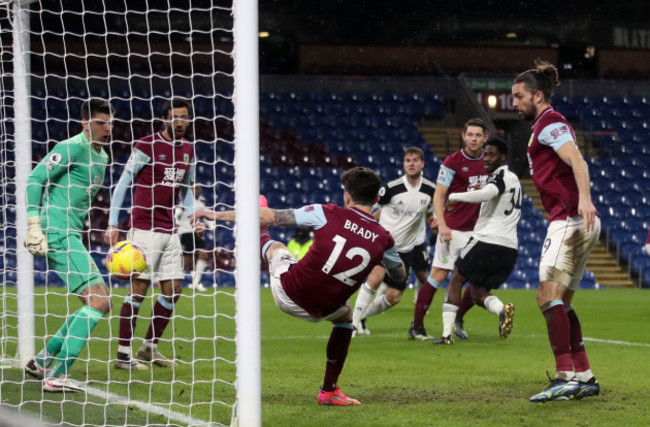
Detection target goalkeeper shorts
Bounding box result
[47,232,105,294]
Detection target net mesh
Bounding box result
[0,1,239,425]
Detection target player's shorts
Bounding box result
[431,229,473,270]
[128,229,184,283]
[179,232,206,255]
[456,238,518,291]
[385,242,429,291]
[47,232,105,294]
[539,215,601,291]
[268,250,349,323]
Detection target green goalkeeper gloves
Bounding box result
[25,216,48,256]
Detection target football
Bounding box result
[106,241,148,281]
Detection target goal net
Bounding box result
[0,1,261,426]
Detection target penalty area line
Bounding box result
[83,384,217,426]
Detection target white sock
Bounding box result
[556,370,575,381]
[442,303,458,337]
[484,295,505,317]
[142,339,155,350]
[376,282,388,298]
[193,258,207,287]
[413,277,424,302]
[364,294,393,318]
[353,283,375,325]
[575,369,594,382]
[118,345,132,357]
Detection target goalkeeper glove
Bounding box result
[25,216,48,256]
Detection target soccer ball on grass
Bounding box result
[106,241,148,281]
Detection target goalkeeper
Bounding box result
[23,99,115,393]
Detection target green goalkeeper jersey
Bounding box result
[26,132,108,235]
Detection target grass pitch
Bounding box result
[2,287,649,426]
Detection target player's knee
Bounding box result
[93,296,112,314]
[386,292,401,305]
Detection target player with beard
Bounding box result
[105,98,203,370]
[512,59,600,402]
[408,118,489,341]
[193,167,406,406]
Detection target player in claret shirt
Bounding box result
[105,98,203,370]
[432,137,519,345]
[192,167,406,406]
[409,118,489,341]
[512,59,600,402]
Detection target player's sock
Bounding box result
[49,306,104,378]
[456,284,475,319]
[542,301,573,375]
[352,283,375,326]
[40,308,83,367]
[118,295,143,356]
[144,295,175,345]
[412,277,424,303]
[375,282,388,299]
[363,294,393,318]
[483,295,505,316]
[566,305,592,376]
[441,303,458,337]
[192,258,207,288]
[413,277,440,328]
[260,233,274,257]
[322,322,353,392]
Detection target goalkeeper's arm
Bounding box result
[23,148,71,256]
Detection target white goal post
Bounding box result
[0,1,261,425]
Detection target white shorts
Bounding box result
[128,229,184,283]
[431,230,473,270]
[269,250,349,323]
[539,216,601,290]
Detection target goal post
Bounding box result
[233,0,262,424]
[0,1,261,425]
[12,0,35,370]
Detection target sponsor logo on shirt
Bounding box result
[550,125,569,140]
[162,167,186,186]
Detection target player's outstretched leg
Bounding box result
[319,322,359,405]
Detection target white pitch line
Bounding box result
[583,337,650,347]
[83,384,219,427]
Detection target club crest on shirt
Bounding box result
[184,153,190,164]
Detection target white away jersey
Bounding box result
[449,165,521,249]
[376,175,435,251]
